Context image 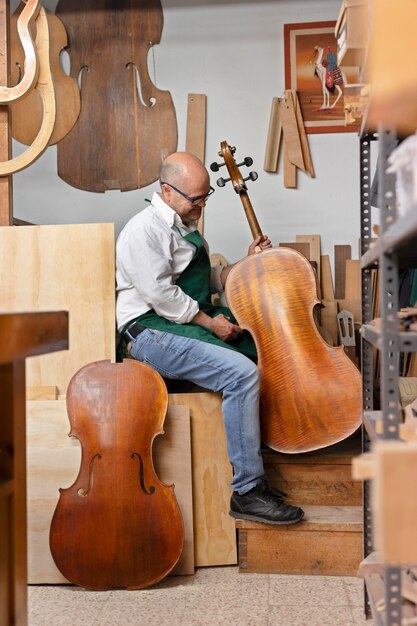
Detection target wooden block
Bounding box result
[373,440,417,564]
[264,97,282,173]
[169,392,236,567]
[0,224,115,396]
[26,386,58,400]
[26,399,194,582]
[186,93,206,234]
[236,505,362,575]
[296,235,321,284]
[351,452,375,481]
[320,255,335,301]
[279,242,310,260]
[334,245,352,299]
[263,440,362,506]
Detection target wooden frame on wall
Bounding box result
[284,21,359,134]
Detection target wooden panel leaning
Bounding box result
[169,392,237,567]
[0,224,115,395]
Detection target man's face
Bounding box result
[161,168,211,225]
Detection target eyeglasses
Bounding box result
[160,181,215,206]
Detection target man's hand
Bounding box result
[211,313,244,342]
[248,234,272,255]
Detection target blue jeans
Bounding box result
[129,329,265,494]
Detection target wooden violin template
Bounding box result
[211,142,362,453]
[50,359,184,590]
[55,0,178,192]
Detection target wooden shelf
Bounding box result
[361,325,417,352]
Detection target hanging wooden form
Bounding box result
[263,91,314,189]
[10,4,80,146]
[0,0,40,103]
[0,6,56,176]
[55,0,177,192]
[185,93,207,233]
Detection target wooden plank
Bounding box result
[279,242,310,260]
[320,299,339,346]
[279,92,305,170]
[345,259,361,301]
[263,97,282,173]
[236,505,362,575]
[0,224,115,396]
[334,244,352,299]
[320,255,335,301]
[290,89,315,177]
[26,386,58,400]
[373,440,417,564]
[185,93,206,235]
[26,399,194,582]
[169,392,237,567]
[283,140,296,188]
[296,235,321,284]
[0,0,12,226]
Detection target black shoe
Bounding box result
[229,481,304,525]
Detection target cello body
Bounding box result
[49,359,184,590]
[226,247,362,453]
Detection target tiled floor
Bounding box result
[29,567,374,626]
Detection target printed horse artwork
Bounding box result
[311,46,345,110]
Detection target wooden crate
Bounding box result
[236,505,362,575]
[263,437,362,506]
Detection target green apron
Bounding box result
[133,230,257,362]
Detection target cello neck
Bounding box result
[240,190,263,240]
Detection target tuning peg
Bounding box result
[236,157,253,168]
[243,171,258,182]
[216,176,231,188]
[210,161,226,172]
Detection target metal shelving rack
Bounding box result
[360,127,417,625]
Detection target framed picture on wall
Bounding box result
[284,21,360,134]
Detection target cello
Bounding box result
[211,141,362,454]
[50,359,184,590]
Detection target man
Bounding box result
[116,151,304,525]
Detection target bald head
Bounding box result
[159,152,208,188]
[159,152,211,224]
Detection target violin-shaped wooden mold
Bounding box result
[49,359,184,590]
[55,0,177,192]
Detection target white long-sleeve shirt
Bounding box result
[116,192,224,331]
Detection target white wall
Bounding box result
[11,0,360,264]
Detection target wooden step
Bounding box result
[262,436,362,506]
[236,504,362,576]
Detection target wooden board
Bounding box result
[290,89,314,177]
[185,93,206,234]
[26,399,194,582]
[0,224,115,395]
[263,97,282,173]
[283,141,296,188]
[320,299,339,346]
[373,440,417,564]
[55,0,177,192]
[236,505,362,575]
[279,242,310,260]
[345,259,361,301]
[296,235,321,282]
[334,245,352,299]
[279,93,305,171]
[169,392,237,567]
[26,386,58,400]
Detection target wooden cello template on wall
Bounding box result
[49,359,184,590]
[211,142,362,454]
[55,0,178,192]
